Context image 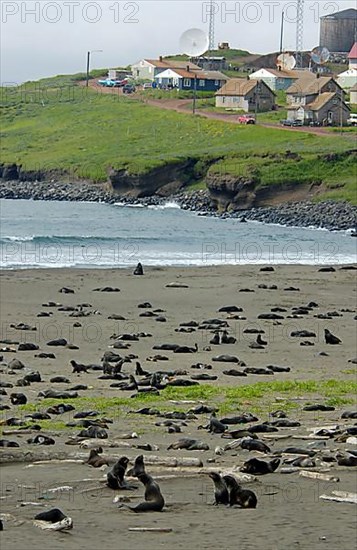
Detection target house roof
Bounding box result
[337,68,357,78]
[144,59,201,70]
[250,68,300,79]
[288,92,348,111]
[348,43,357,59]
[154,68,228,81]
[215,78,274,96]
[321,8,357,19]
[167,68,227,80]
[308,92,340,111]
[286,76,341,95]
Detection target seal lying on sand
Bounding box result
[86,447,109,468]
[241,457,280,475]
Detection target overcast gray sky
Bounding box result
[1,0,356,83]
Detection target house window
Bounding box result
[222,97,225,103]
[183,79,191,87]
[199,79,205,87]
[215,80,219,85]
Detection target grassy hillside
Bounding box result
[209,152,356,203]
[0,76,355,202]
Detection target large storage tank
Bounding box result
[320,8,357,53]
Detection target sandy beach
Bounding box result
[0,265,356,550]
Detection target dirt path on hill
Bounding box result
[82,81,343,137]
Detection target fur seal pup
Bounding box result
[324,329,341,345]
[10,393,27,405]
[71,360,88,373]
[208,413,227,434]
[86,447,109,468]
[241,457,280,475]
[240,438,271,453]
[127,454,146,477]
[133,262,144,275]
[167,438,209,451]
[208,472,229,505]
[173,343,198,353]
[107,456,136,489]
[121,473,165,512]
[223,475,257,508]
[35,509,67,523]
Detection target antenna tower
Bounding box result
[208,0,215,51]
[295,0,304,68]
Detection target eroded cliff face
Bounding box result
[108,159,197,198]
[206,175,256,211]
[206,173,325,212]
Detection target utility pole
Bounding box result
[86,50,103,87]
[193,74,197,115]
[280,11,284,53]
[86,51,90,87]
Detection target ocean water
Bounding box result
[0,199,356,269]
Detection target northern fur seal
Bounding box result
[167,438,209,451]
[107,456,135,489]
[121,473,165,512]
[35,509,67,523]
[208,472,229,505]
[241,457,280,475]
[324,329,341,345]
[223,475,257,508]
[86,447,109,468]
[208,413,227,434]
[133,263,144,275]
[240,438,271,454]
[127,454,145,477]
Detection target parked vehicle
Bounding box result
[347,113,357,126]
[142,82,153,89]
[123,84,136,94]
[280,119,303,127]
[98,78,127,87]
[238,114,256,124]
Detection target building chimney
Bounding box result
[159,56,162,62]
[186,65,190,72]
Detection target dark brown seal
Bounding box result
[208,472,229,505]
[223,475,257,508]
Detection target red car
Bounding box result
[238,114,256,124]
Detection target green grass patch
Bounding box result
[208,150,357,203]
[1,75,355,187]
[15,379,356,421]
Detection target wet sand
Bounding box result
[0,265,356,549]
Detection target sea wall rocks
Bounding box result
[0,181,356,232]
[0,180,115,203]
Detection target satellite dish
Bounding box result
[310,46,330,64]
[276,53,296,71]
[179,28,209,57]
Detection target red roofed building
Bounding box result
[348,42,357,69]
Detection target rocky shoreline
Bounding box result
[0,179,356,232]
